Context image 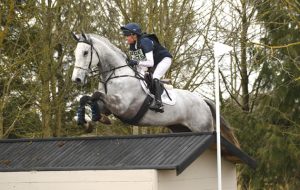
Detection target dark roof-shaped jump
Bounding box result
[0,132,256,174]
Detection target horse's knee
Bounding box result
[91,91,104,101]
[79,95,91,106]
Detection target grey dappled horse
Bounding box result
[71,33,238,146]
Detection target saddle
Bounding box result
[144,73,156,95]
[116,73,175,125]
[144,73,172,96]
[141,72,176,106]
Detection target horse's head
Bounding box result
[71,32,100,85]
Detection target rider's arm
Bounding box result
[138,51,154,67]
[137,38,155,67]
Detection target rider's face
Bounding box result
[125,34,137,45]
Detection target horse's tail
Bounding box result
[204,99,240,148]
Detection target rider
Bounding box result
[120,22,172,112]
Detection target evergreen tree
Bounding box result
[234,0,300,189]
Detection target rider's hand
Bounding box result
[128,60,138,66]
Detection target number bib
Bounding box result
[129,49,146,61]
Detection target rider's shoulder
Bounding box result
[139,37,153,48]
[140,36,153,43]
[141,33,160,44]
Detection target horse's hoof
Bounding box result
[84,122,94,133]
[99,114,112,125]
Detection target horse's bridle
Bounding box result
[74,41,101,74]
[75,39,145,94]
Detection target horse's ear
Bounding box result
[71,32,80,41]
[81,31,87,40]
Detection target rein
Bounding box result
[74,41,101,75]
[99,64,145,94]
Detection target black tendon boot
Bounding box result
[77,95,90,126]
[91,101,101,122]
[77,106,86,126]
[149,78,164,113]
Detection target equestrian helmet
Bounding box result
[121,23,142,36]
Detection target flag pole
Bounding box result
[213,42,233,190]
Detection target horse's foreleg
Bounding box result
[89,100,101,122]
[91,91,112,124]
[77,95,91,126]
[77,92,112,131]
[94,100,112,125]
[77,94,101,123]
[91,91,104,101]
[100,93,128,115]
[91,91,129,118]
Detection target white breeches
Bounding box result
[153,57,172,79]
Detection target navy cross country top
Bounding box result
[129,36,172,66]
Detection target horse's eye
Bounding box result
[83,51,88,56]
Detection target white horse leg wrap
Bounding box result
[153,57,172,80]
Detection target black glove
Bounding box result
[128,60,138,66]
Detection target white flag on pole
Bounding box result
[213,41,233,190]
[213,42,233,57]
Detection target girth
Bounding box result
[115,95,152,125]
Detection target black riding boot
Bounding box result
[149,78,164,113]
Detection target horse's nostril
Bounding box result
[75,78,81,83]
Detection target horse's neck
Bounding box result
[94,44,124,67]
[93,38,141,93]
[91,37,148,118]
[92,36,126,66]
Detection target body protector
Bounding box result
[129,33,172,70]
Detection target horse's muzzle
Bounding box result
[75,78,81,83]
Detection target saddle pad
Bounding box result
[140,80,176,106]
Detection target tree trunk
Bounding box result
[240,0,250,111]
[0,1,15,139]
[41,80,52,137]
[0,0,14,50]
[0,103,4,139]
[53,43,64,137]
[40,0,53,137]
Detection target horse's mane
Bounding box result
[89,34,127,60]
